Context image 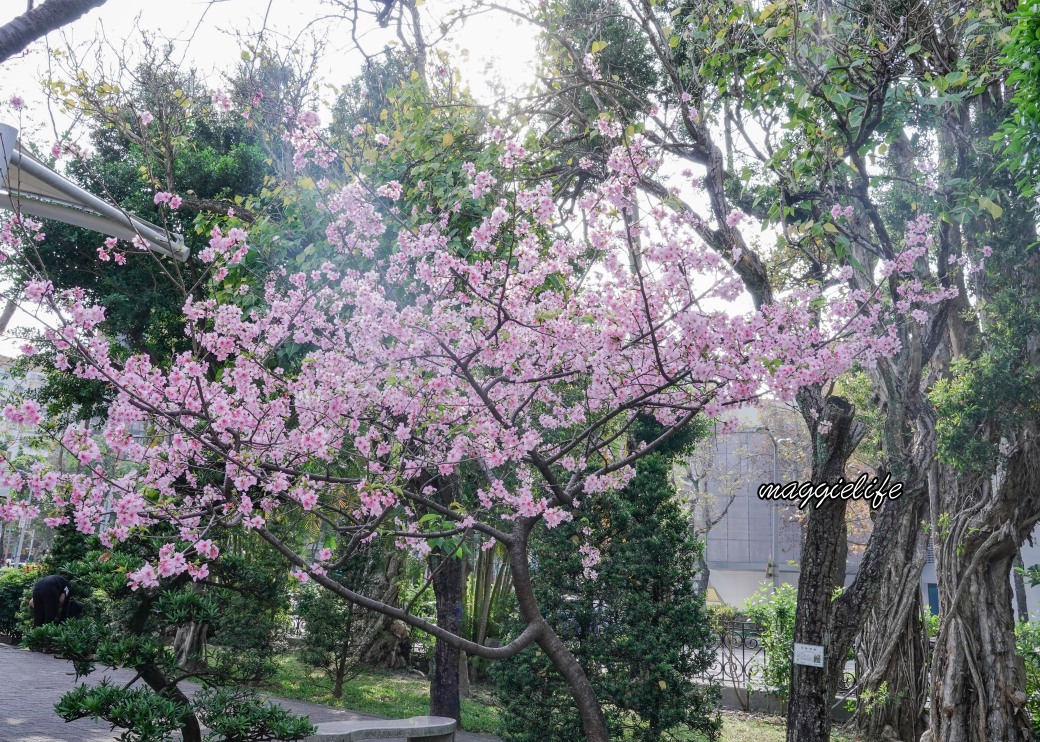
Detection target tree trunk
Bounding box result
[786,495,851,740]
[507,520,610,742]
[172,621,208,674]
[930,454,1040,742]
[333,639,350,699]
[694,543,711,595]
[429,547,463,723]
[138,663,202,742]
[932,549,1030,741]
[785,395,863,742]
[459,548,471,698]
[854,497,929,742]
[354,554,403,666]
[535,622,611,742]
[927,163,1040,740]
[128,594,202,742]
[0,0,108,65]
[458,650,470,698]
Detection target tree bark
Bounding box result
[458,650,470,699]
[127,595,202,742]
[927,86,1040,739]
[508,520,610,742]
[333,638,350,699]
[429,547,463,723]
[694,547,711,595]
[137,663,202,742]
[172,621,208,674]
[0,0,108,65]
[932,542,1031,741]
[354,553,402,666]
[930,449,1040,742]
[854,497,929,742]
[785,395,863,742]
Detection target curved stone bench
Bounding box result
[306,715,456,742]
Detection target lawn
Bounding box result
[265,653,502,734]
[710,710,853,742]
[264,653,855,740]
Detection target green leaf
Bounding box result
[757,2,781,23]
[979,196,1003,219]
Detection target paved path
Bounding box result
[0,644,499,742]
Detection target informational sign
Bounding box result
[793,642,824,668]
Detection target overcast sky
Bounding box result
[0,1,544,150]
[0,0,540,353]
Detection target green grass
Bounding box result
[654,709,854,742]
[717,710,788,742]
[711,711,854,742]
[265,653,503,734]
[265,654,854,740]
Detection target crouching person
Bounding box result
[29,574,77,626]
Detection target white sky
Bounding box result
[0,0,541,354]
[0,0,541,132]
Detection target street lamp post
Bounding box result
[757,426,791,592]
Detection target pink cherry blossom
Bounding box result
[212,89,232,112]
[0,115,944,604]
[128,563,159,591]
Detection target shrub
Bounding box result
[1016,616,1040,737]
[741,583,798,701]
[295,542,387,698]
[24,526,310,742]
[0,564,42,639]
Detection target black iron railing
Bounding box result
[697,619,860,700]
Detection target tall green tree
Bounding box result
[494,421,720,742]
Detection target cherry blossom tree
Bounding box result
[0,97,945,739]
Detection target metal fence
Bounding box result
[696,619,859,696]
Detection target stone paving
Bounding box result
[0,644,499,742]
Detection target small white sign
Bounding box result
[794,642,824,668]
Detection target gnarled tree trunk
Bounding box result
[854,497,929,742]
[354,553,403,667]
[930,449,1040,742]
